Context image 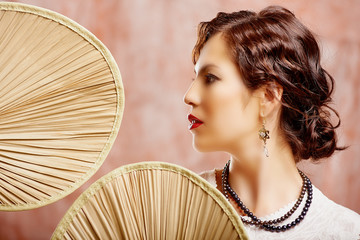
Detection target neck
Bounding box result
[226,133,302,217]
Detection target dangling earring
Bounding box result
[258,119,270,157]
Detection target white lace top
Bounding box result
[200,170,360,240]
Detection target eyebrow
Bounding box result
[194,64,220,76]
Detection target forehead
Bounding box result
[194,33,233,74]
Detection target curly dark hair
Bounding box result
[192,6,345,162]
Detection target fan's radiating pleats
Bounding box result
[52,162,248,240]
[0,3,124,210]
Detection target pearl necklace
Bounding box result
[221,160,313,232]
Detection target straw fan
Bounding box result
[0,2,124,211]
[52,162,248,240]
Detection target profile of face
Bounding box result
[184,33,262,153]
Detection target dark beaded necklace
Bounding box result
[221,160,313,232]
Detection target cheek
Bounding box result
[208,93,258,141]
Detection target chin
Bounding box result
[192,139,218,153]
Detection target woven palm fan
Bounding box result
[52,162,248,240]
[0,2,124,211]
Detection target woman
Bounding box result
[184,6,360,239]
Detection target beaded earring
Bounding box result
[258,119,270,157]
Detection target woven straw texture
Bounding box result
[0,2,124,211]
[52,162,248,240]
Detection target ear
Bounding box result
[259,83,283,118]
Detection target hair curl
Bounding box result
[192,6,345,162]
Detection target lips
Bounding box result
[188,114,204,130]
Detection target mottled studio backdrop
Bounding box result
[0,0,359,239]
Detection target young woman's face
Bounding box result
[184,33,261,153]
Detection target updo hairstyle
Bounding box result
[192,6,344,161]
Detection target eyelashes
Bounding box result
[191,73,220,84]
[204,73,219,84]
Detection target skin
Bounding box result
[184,33,303,217]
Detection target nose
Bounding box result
[183,81,200,106]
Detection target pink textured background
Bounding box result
[0,0,359,239]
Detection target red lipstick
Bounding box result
[188,114,203,130]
